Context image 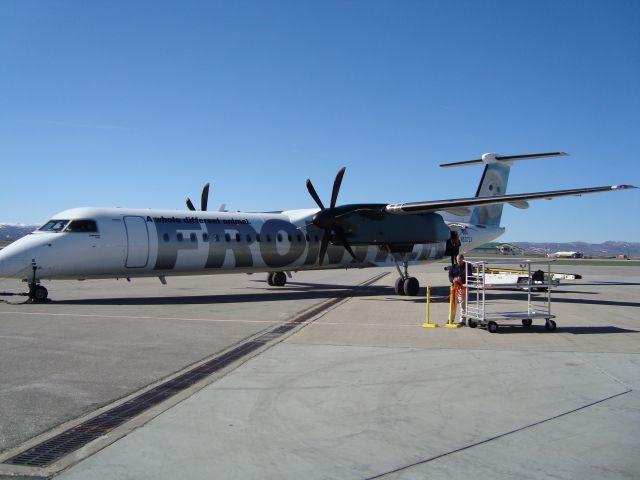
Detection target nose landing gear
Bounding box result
[27,259,49,302]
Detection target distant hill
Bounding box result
[0,224,38,244]
[511,241,640,258]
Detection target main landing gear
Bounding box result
[392,259,420,296]
[267,271,288,287]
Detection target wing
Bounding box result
[385,184,636,215]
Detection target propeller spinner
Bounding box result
[306,167,357,266]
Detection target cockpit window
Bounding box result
[39,220,69,232]
[65,219,98,233]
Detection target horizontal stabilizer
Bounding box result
[440,151,568,168]
[443,207,472,216]
[508,201,529,209]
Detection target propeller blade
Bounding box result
[334,227,357,261]
[318,230,331,266]
[330,167,346,210]
[186,197,196,211]
[306,179,325,210]
[201,182,210,211]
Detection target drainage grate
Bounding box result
[5,339,266,467]
[4,272,387,467]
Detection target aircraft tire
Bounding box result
[32,285,48,302]
[273,271,287,287]
[394,277,405,295]
[403,277,419,296]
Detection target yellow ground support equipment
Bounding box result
[422,286,439,328]
[444,285,463,328]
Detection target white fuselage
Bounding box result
[0,207,503,282]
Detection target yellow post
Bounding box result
[444,285,462,328]
[422,286,438,328]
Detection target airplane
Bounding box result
[546,251,584,259]
[0,151,635,302]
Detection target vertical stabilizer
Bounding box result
[469,157,511,226]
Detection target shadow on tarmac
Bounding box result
[493,325,639,335]
[367,286,640,309]
[52,284,390,306]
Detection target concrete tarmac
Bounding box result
[1,262,639,479]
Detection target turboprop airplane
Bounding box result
[0,152,635,302]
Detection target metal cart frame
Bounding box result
[463,259,557,333]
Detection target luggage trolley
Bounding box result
[463,259,557,333]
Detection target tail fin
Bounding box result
[469,161,511,226]
[441,152,568,227]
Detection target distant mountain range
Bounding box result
[0,224,38,243]
[1,223,638,257]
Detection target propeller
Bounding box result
[186,182,211,211]
[306,167,357,266]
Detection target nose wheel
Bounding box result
[27,259,49,302]
[28,284,49,302]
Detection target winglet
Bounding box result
[440,151,568,168]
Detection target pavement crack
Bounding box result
[362,388,633,480]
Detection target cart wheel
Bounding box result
[545,319,557,332]
[522,318,533,328]
[468,319,478,328]
[487,321,498,333]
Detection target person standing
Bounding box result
[450,231,461,266]
[448,254,470,325]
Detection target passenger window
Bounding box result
[277,234,282,242]
[246,234,252,242]
[163,233,170,242]
[190,233,197,242]
[256,234,261,242]
[177,233,184,242]
[203,233,209,242]
[297,234,302,242]
[225,233,231,242]
[235,233,241,242]
[266,234,272,242]
[305,234,310,242]
[288,234,292,242]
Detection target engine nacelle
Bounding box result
[339,211,450,246]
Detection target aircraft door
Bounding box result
[124,216,149,268]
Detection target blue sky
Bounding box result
[1,0,638,242]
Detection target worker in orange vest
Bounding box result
[448,254,471,325]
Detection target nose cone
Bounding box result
[0,236,36,279]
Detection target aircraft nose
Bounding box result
[0,241,34,279]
